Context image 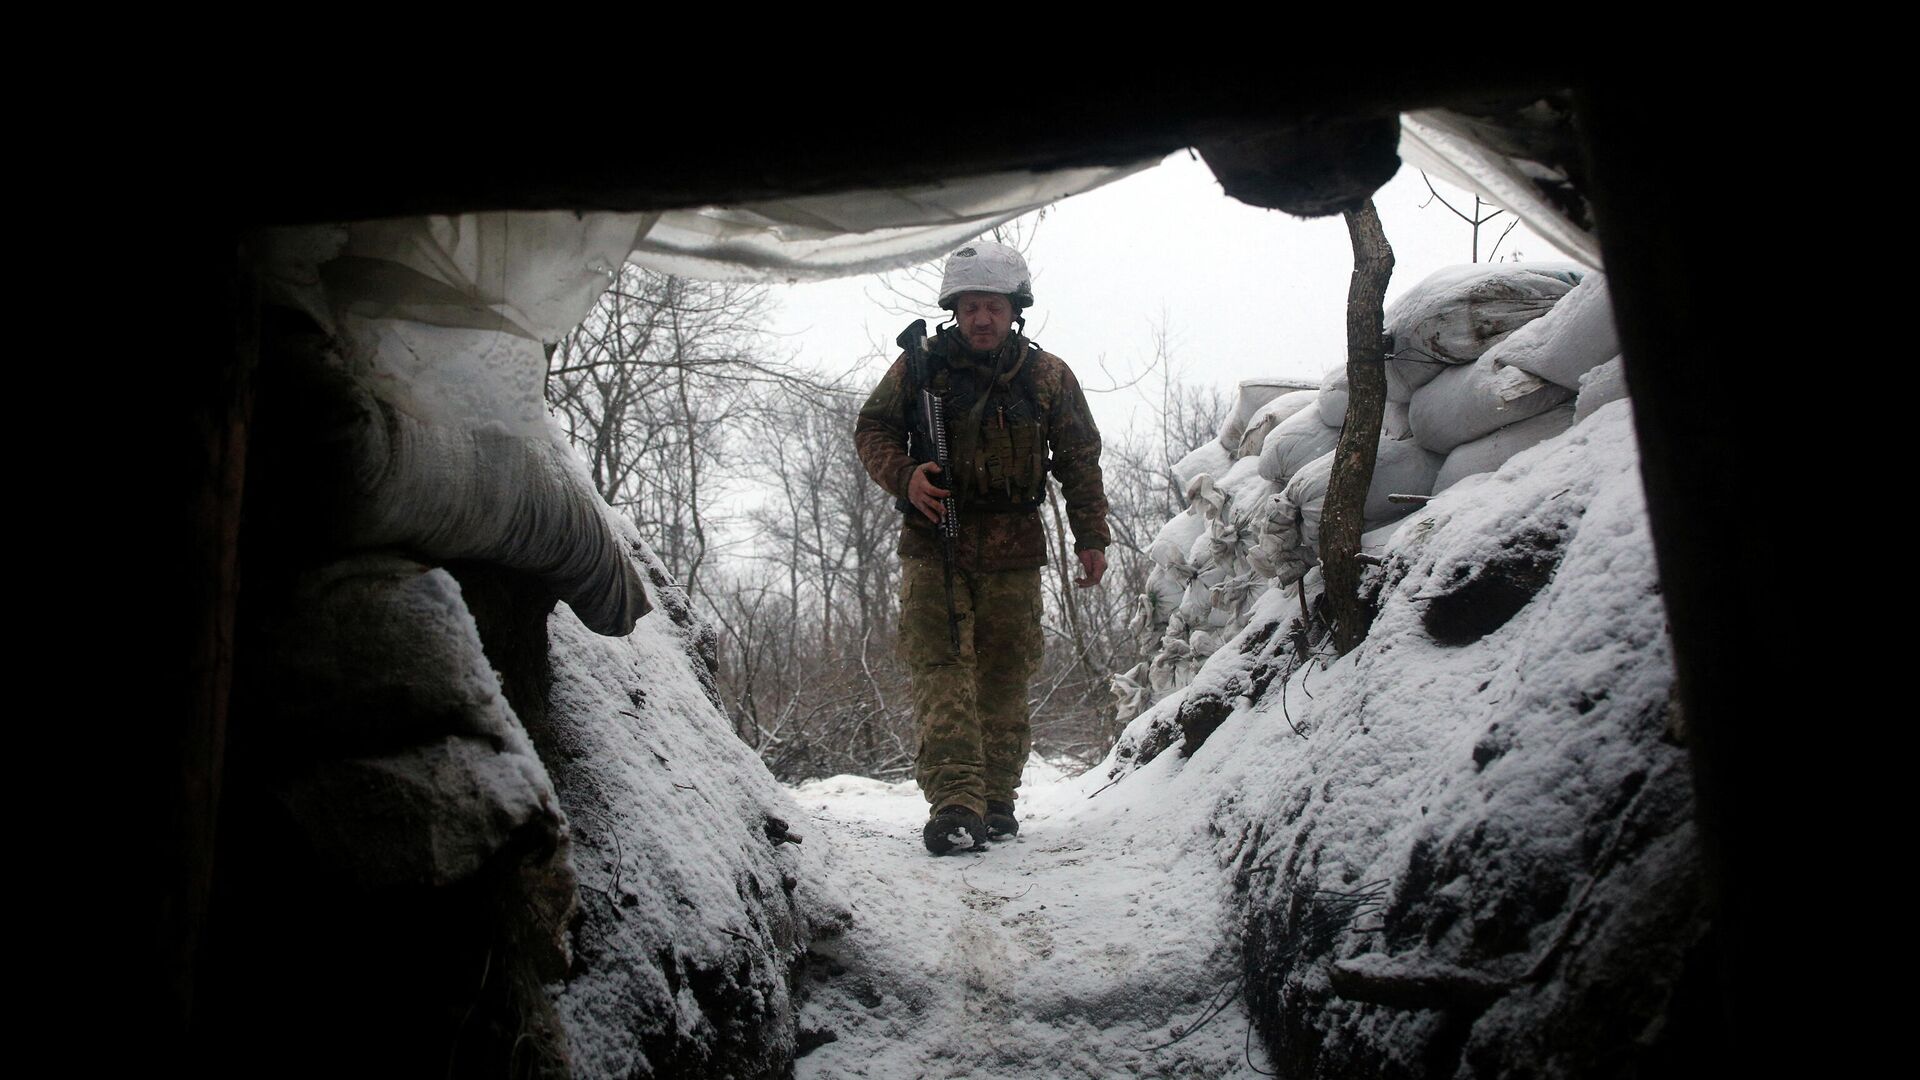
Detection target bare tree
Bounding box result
[546,265,827,597]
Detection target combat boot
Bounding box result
[985,801,1019,840]
[923,805,986,855]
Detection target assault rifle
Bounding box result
[898,319,963,656]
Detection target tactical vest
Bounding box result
[903,329,1050,515]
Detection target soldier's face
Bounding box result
[953,291,1015,353]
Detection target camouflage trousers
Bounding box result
[898,558,1043,818]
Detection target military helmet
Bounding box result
[937,241,1034,310]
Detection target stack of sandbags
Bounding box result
[1142,510,1207,641]
[1418,271,1623,489]
[1409,355,1574,455]
[1236,388,1318,457]
[1260,402,1343,485]
[1287,437,1445,552]
[1110,663,1151,727]
[1219,378,1316,456]
[1319,365,1415,439]
[1483,273,1618,392]
[1385,263,1582,402]
[1172,440,1232,493]
[1246,491,1311,585]
[1432,405,1575,494]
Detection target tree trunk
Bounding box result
[1322,199,1394,655]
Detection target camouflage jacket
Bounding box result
[855,327,1109,572]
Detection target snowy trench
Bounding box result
[781,401,1698,1078]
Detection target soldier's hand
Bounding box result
[909,461,951,523]
[1075,548,1108,588]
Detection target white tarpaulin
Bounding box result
[1399,110,1604,269]
[628,162,1159,283]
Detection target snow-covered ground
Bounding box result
[791,757,1274,1079]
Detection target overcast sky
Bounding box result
[768,152,1571,445]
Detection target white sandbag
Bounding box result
[1318,364,1349,426]
[1482,273,1618,391]
[1574,355,1628,423]
[1210,575,1270,620]
[1383,399,1413,440]
[1148,641,1187,696]
[1319,367,1417,436]
[1185,472,1230,520]
[1235,389,1318,458]
[1143,564,1188,632]
[1385,263,1581,400]
[1189,624,1234,660]
[1258,405,1342,484]
[1432,405,1576,494]
[1150,510,1208,570]
[1246,493,1311,585]
[1407,351,1576,455]
[1217,455,1271,518]
[1110,663,1151,724]
[1287,438,1446,551]
[1177,572,1213,624]
[1172,441,1233,493]
[1360,520,1405,554]
[1219,378,1311,452]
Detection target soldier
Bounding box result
[854,242,1110,854]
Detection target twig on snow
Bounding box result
[961,868,1034,901]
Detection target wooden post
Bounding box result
[1322,199,1394,655]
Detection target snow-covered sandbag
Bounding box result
[1188,625,1234,661]
[1175,579,1211,627]
[1217,455,1271,518]
[1219,378,1309,452]
[1574,355,1628,423]
[1210,574,1270,619]
[1148,640,1187,696]
[1481,273,1618,391]
[1247,493,1311,585]
[1149,510,1208,570]
[1407,351,1576,455]
[1385,263,1581,400]
[1433,405,1576,494]
[1110,663,1151,723]
[1360,519,1405,553]
[1383,399,1412,440]
[1172,441,1232,493]
[1258,405,1341,484]
[1320,367,1415,436]
[1288,438,1446,551]
[1318,364,1349,426]
[1235,389,1317,458]
[1184,472,1230,520]
[1142,564,1188,633]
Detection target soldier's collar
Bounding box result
[936,328,1030,383]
